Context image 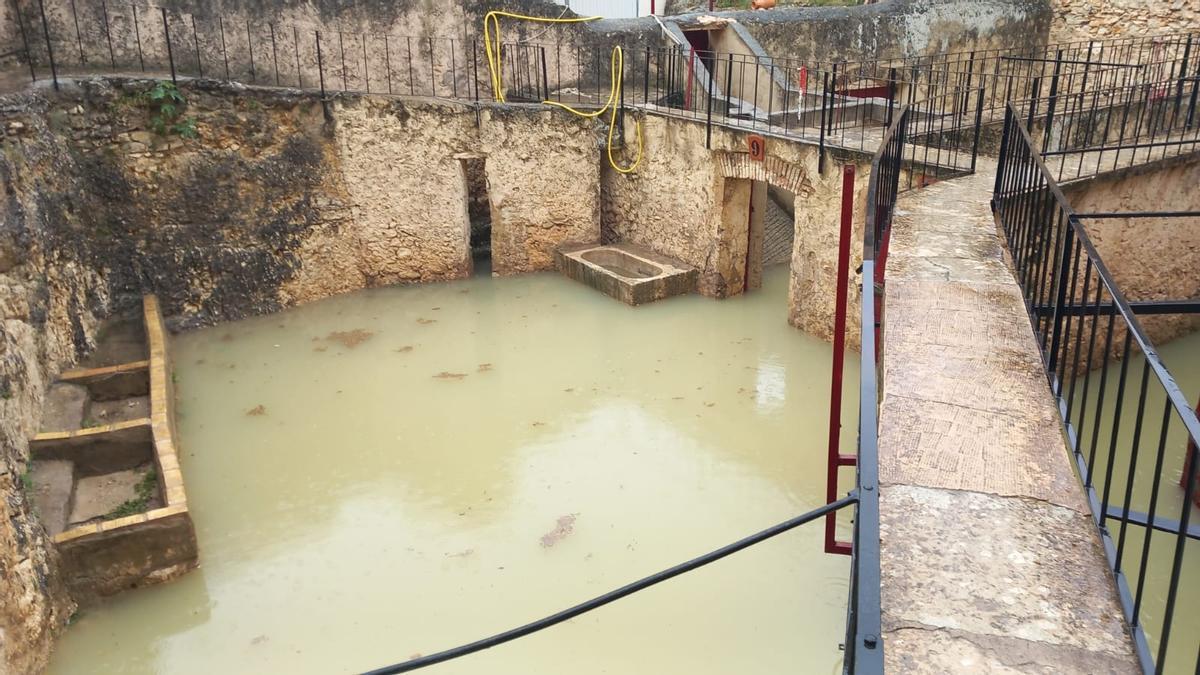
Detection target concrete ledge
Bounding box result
[59,360,151,401]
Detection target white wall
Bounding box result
[552,0,660,18]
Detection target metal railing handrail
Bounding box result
[993,100,1200,674]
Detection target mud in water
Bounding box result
[47,267,858,675]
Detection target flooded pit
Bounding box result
[47,266,859,675]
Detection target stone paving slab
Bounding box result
[878,163,1138,672]
[882,486,1134,661]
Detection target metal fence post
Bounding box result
[818,71,829,174]
[315,30,326,99]
[970,86,985,173]
[161,7,176,84]
[705,55,715,149]
[994,105,1013,199]
[191,15,202,78]
[10,0,37,83]
[100,0,115,69]
[1042,49,1063,149]
[35,0,57,90]
[68,0,84,65]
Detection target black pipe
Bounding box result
[362,494,858,675]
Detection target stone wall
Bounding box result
[0,76,601,673]
[1062,154,1200,348]
[1050,0,1200,43]
[682,0,1053,63]
[602,111,872,345]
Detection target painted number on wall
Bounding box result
[748,135,766,161]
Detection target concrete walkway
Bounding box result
[877,161,1140,673]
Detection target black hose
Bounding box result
[361,493,859,675]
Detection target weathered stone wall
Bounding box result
[0,92,107,675]
[685,0,1053,63]
[1050,0,1200,43]
[602,112,872,345]
[1062,154,1200,348]
[0,76,602,673]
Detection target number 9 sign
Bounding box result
[748,134,766,161]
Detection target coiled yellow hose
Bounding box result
[483,11,644,174]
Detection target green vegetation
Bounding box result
[104,469,159,520]
[20,463,34,492]
[141,82,199,139]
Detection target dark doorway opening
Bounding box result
[461,158,492,276]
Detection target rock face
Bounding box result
[0,77,603,673]
[1049,0,1200,42]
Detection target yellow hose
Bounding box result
[483,11,643,174]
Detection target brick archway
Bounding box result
[717,151,815,197]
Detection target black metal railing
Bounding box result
[6,0,985,177]
[1021,74,1200,183]
[993,102,1200,674]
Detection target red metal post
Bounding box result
[825,164,856,556]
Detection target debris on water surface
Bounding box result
[540,514,578,548]
[416,317,437,325]
[246,405,266,416]
[446,548,475,558]
[433,372,467,380]
[325,328,374,348]
[250,635,268,646]
[313,345,327,352]
[477,363,493,372]
[531,421,545,427]
[220,333,233,342]
[394,345,414,353]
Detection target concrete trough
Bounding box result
[555,243,697,306]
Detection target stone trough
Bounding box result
[26,296,197,604]
[555,243,697,306]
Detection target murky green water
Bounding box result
[48,267,859,675]
[1069,330,1200,672]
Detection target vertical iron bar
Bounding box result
[131,1,143,72]
[294,25,302,88]
[406,36,413,96]
[100,0,115,69]
[1132,400,1173,620]
[270,24,279,86]
[706,51,714,149]
[818,71,829,174]
[1113,362,1150,573]
[69,0,84,65]
[161,8,175,84]
[540,45,548,101]
[384,34,392,94]
[11,0,37,82]
[36,0,57,89]
[338,30,346,92]
[363,34,370,93]
[1099,329,1132,516]
[316,30,326,99]
[219,16,229,80]
[248,20,256,83]
[191,15,202,78]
